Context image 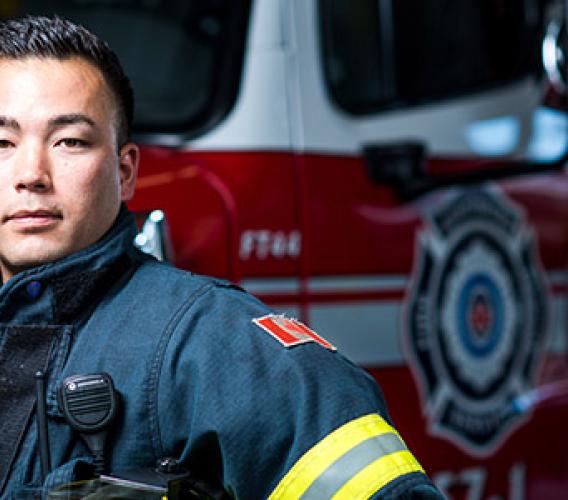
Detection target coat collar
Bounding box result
[0,206,139,325]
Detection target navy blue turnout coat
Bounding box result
[0,208,442,499]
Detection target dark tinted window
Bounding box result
[320,0,543,113]
[1,0,250,135]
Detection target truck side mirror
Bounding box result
[543,19,567,95]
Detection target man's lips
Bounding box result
[4,209,63,225]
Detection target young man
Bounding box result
[0,16,442,499]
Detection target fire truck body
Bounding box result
[134,3,568,497]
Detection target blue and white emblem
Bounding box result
[406,189,548,455]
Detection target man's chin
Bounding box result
[0,244,74,280]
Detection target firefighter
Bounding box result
[0,15,443,499]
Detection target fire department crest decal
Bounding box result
[406,188,548,455]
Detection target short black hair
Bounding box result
[0,15,133,146]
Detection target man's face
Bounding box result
[0,57,138,283]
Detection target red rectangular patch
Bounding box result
[252,314,336,350]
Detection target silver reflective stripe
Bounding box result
[300,432,407,499]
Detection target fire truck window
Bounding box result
[320,0,542,114]
[2,0,249,136]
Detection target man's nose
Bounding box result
[14,145,52,192]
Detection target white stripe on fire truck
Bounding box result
[309,302,403,366]
[548,296,568,354]
[308,275,407,292]
[241,277,300,294]
[547,270,568,286]
[242,274,568,365]
[241,275,407,295]
[243,271,567,296]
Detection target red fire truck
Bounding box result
[8,0,568,498]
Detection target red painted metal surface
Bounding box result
[371,356,568,499]
[131,149,568,278]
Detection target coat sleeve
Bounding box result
[156,282,444,499]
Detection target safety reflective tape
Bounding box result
[300,433,405,499]
[268,414,425,499]
[332,450,424,499]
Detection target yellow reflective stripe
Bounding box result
[269,414,410,499]
[332,450,424,499]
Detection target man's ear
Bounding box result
[118,143,140,201]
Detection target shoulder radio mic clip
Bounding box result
[57,372,119,476]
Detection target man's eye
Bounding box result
[57,138,88,148]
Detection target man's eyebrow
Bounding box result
[0,116,20,130]
[47,114,96,129]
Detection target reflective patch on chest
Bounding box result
[253,314,336,350]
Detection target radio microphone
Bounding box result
[58,372,119,476]
[35,370,51,482]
